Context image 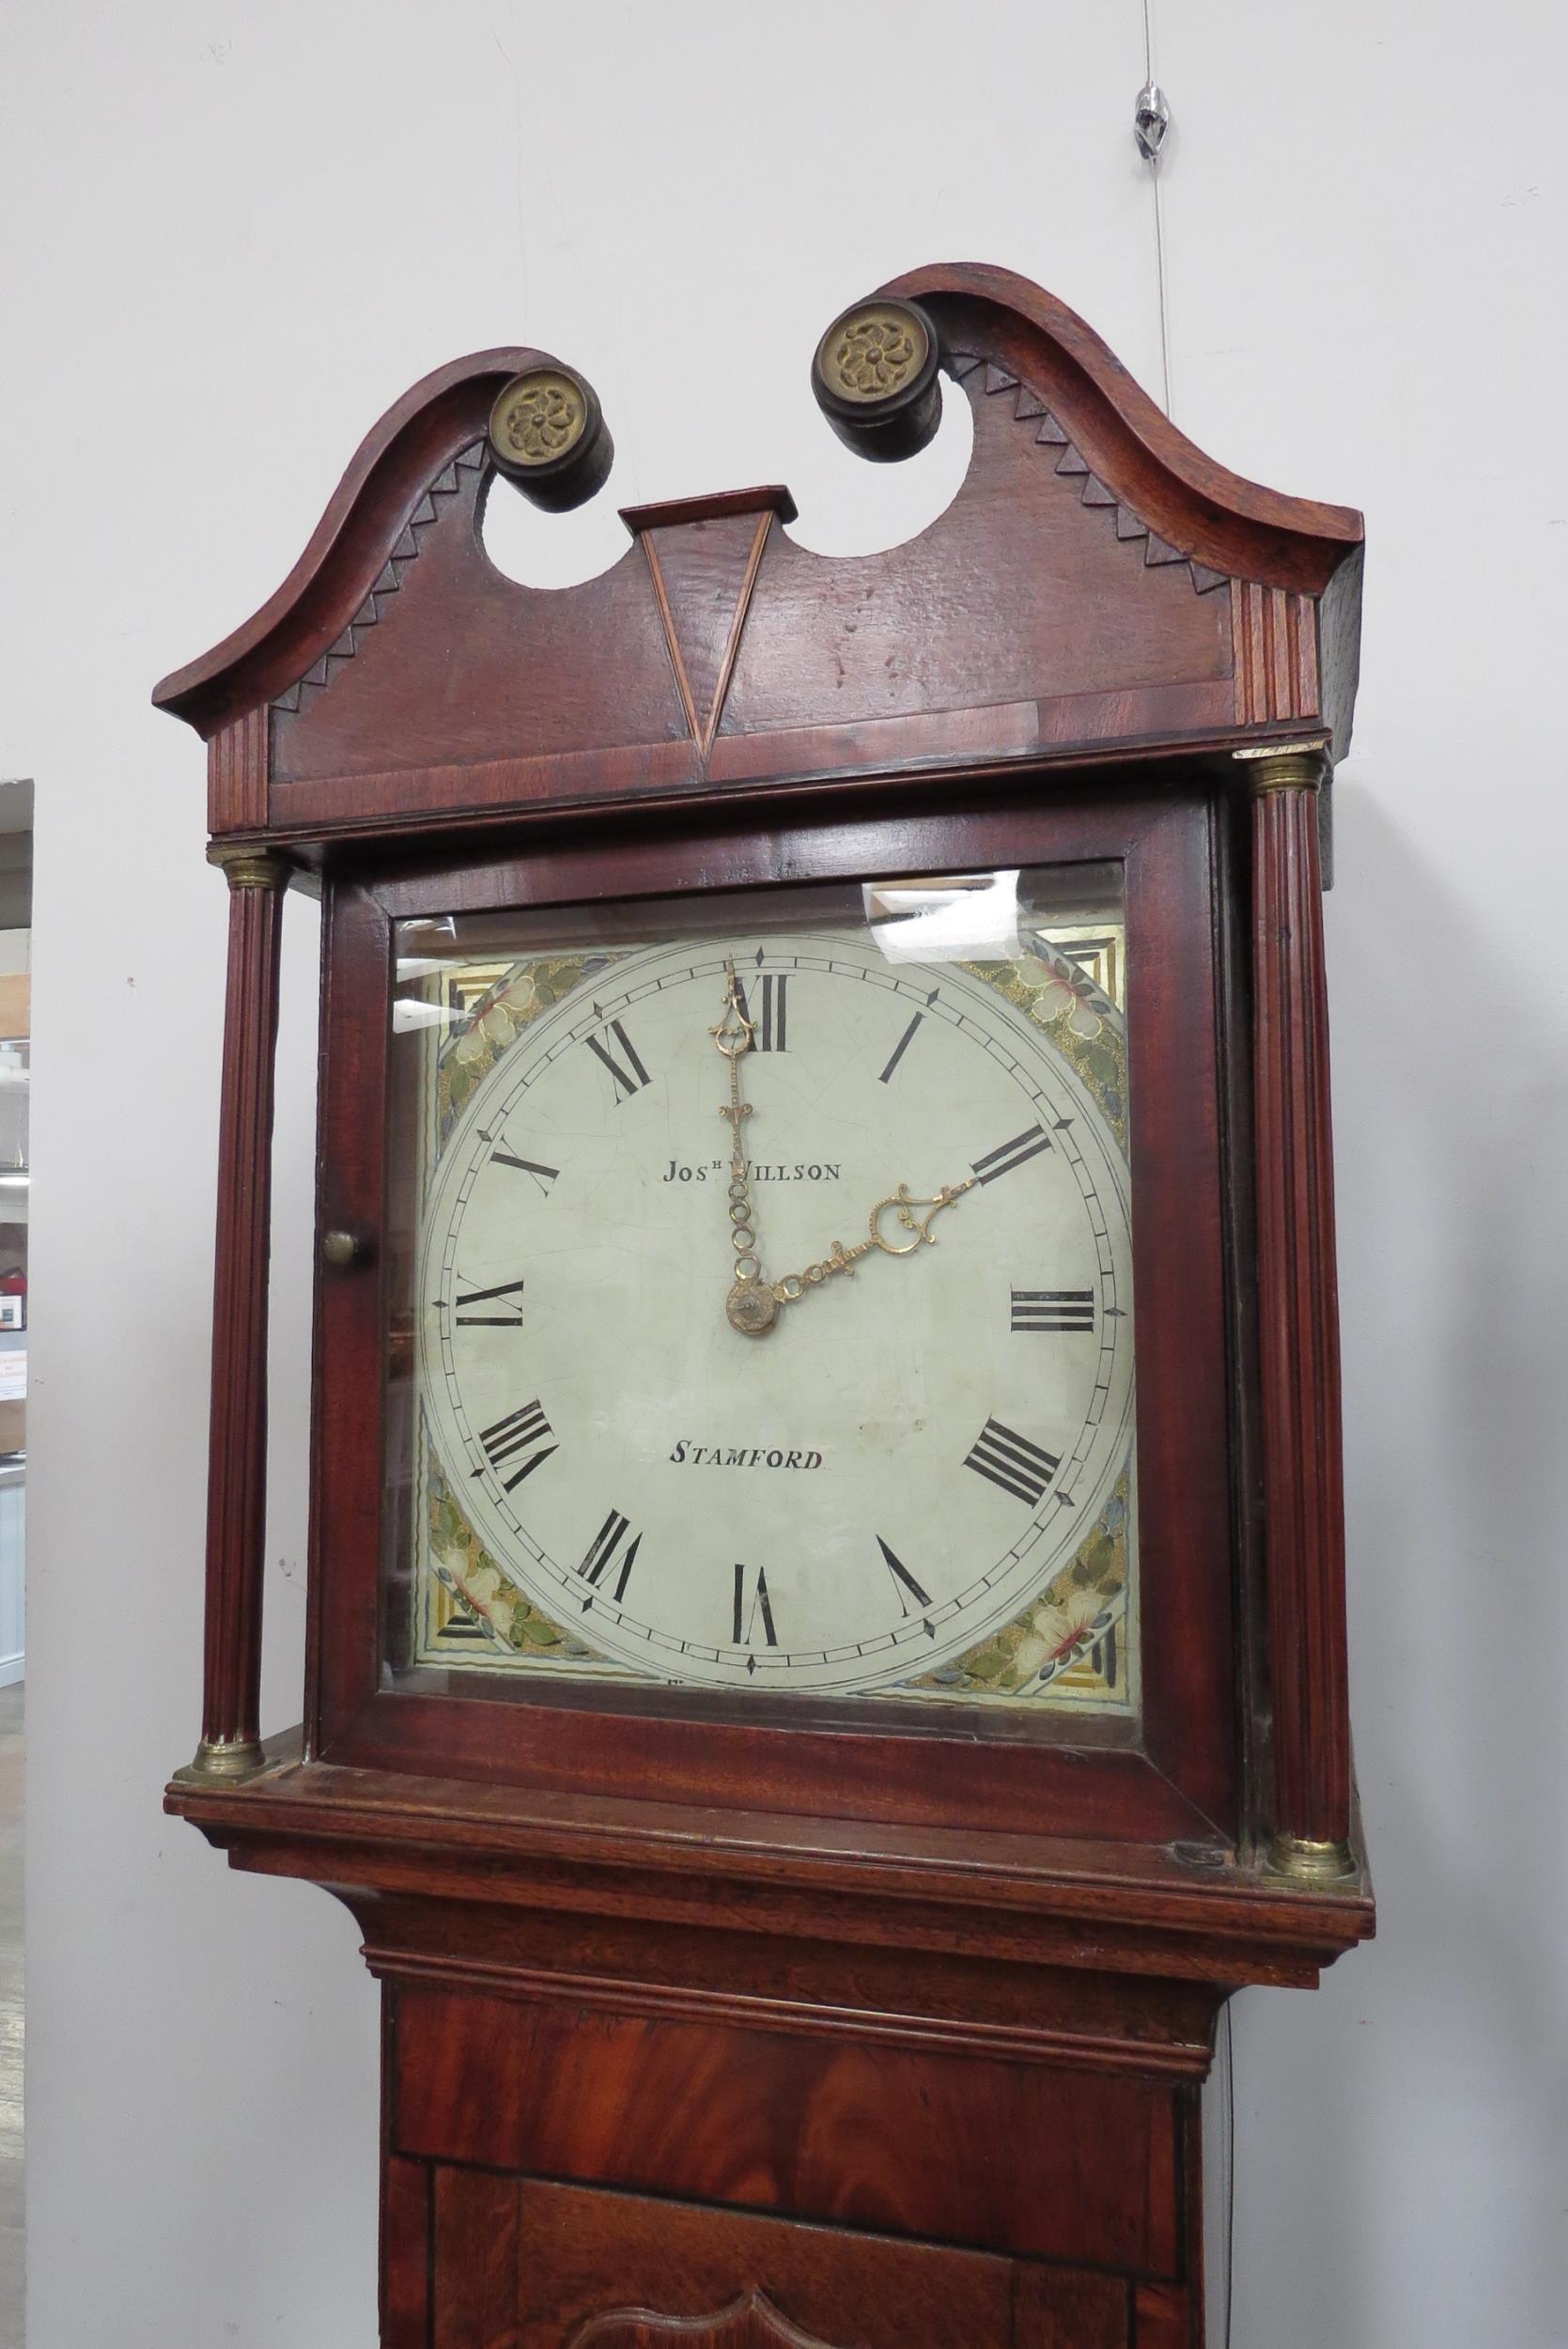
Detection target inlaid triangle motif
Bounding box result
[644,511,772,757]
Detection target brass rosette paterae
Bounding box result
[811,294,942,461]
[487,359,613,510]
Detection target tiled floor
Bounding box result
[0,1682,22,2344]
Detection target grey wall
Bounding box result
[4,4,1565,2343]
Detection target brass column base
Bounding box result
[176,1736,270,1784]
[1267,1833,1357,1885]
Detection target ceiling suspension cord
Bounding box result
[1140,0,1174,417]
[1138,28,1229,2334]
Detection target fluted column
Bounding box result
[187,844,292,1779]
[1239,743,1355,1882]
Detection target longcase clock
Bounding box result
[159,263,1374,2347]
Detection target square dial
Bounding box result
[382,866,1138,1719]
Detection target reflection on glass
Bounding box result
[382,866,1138,1721]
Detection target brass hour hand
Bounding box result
[867,1181,975,1257]
[768,1177,975,1307]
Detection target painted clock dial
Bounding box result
[400,879,1138,1710]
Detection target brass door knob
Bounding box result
[321,1227,370,1269]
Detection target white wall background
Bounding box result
[2,4,1564,2342]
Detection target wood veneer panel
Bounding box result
[1013,2265,1129,2347]
[884,268,1359,594]
[171,1746,1373,1993]
[1133,2281,1193,2347]
[308,879,392,1753]
[705,684,1236,791]
[433,2165,520,2349]
[157,350,528,733]
[340,1693,1203,1844]
[516,2181,1016,2349]
[382,2155,432,2349]
[263,686,1241,847]
[393,1993,1182,2277]
[271,469,691,787]
[357,1890,1225,2076]
[720,382,1232,747]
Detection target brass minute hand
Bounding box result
[711,961,974,1337]
[711,965,775,1331]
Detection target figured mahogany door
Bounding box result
[380,1983,1203,2349]
[385,2167,1153,2349]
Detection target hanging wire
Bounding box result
[1152,172,1172,417]
[1139,0,1174,416]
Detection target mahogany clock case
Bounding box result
[157,262,1373,2349]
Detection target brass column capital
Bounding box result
[207,843,295,892]
[1233,739,1331,795]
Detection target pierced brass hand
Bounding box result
[711,965,773,1330]
[713,961,974,1336]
